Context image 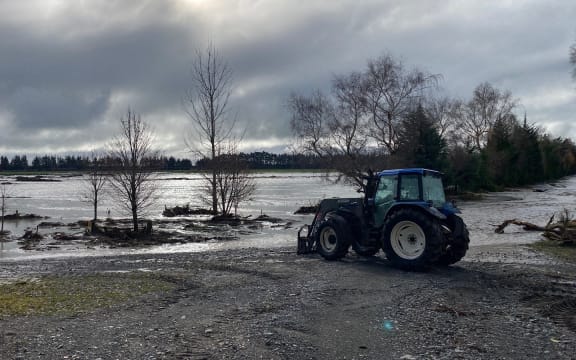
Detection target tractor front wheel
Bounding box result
[316,215,351,260]
[382,209,443,270]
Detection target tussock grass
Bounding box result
[529,240,576,264]
[0,273,175,316]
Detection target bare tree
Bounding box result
[457,82,517,152]
[363,54,440,154]
[108,110,158,232]
[186,44,255,215]
[288,86,377,190]
[214,141,256,216]
[289,90,333,157]
[423,96,460,138]
[331,72,370,157]
[289,54,437,189]
[80,151,107,222]
[0,184,8,236]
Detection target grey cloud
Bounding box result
[7,88,110,129]
[0,0,575,155]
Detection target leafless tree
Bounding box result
[186,44,255,215]
[289,90,333,156]
[0,184,8,236]
[331,72,370,157]
[456,82,517,152]
[212,141,256,216]
[423,96,460,138]
[108,110,159,232]
[363,54,440,154]
[289,54,436,189]
[80,151,108,222]
[289,85,376,190]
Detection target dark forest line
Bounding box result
[0,152,326,172]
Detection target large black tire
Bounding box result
[352,242,380,257]
[437,215,470,266]
[316,215,351,260]
[382,208,444,270]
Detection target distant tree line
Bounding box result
[0,152,332,172]
[0,154,194,172]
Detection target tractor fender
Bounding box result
[386,203,447,221]
[320,212,350,230]
[319,209,364,242]
[334,208,365,238]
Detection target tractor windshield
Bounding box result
[422,173,446,207]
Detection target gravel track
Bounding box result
[1,245,576,359]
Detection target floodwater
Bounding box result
[1,172,575,260]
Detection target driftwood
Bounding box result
[294,205,319,215]
[163,204,213,217]
[494,219,548,234]
[494,211,576,244]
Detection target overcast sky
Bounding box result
[0,0,575,158]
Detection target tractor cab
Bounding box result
[371,169,458,227]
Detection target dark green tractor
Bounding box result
[297,168,469,270]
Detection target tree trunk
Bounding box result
[93,193,98,221]
[132,207,138,233]
[1,192,5,233]
[212,170,217,215]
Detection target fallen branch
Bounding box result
[494,220,547,234]
[494,209,576,245]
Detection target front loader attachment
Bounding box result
[297,225,316,254]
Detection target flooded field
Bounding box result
[1,171,575,260]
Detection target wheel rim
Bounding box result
[390,221,426,260]
[319,226,338,254]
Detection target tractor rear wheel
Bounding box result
[382,209,443,270]
[437,215,470,266]
[316,215,351,260]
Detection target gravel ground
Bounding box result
[1,244,576,360]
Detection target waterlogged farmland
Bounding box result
[1,172,576,259]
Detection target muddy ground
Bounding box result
[1,244,576,360]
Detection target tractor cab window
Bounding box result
[375,176,397,204]
[422,173,446,207]
[373,175,397,227]
[399,174,420,201]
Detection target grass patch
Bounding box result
[529,240,576,264]
[0,273,175,316]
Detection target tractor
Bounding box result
[297,168,469,270]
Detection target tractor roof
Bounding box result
[377,168,442,177]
